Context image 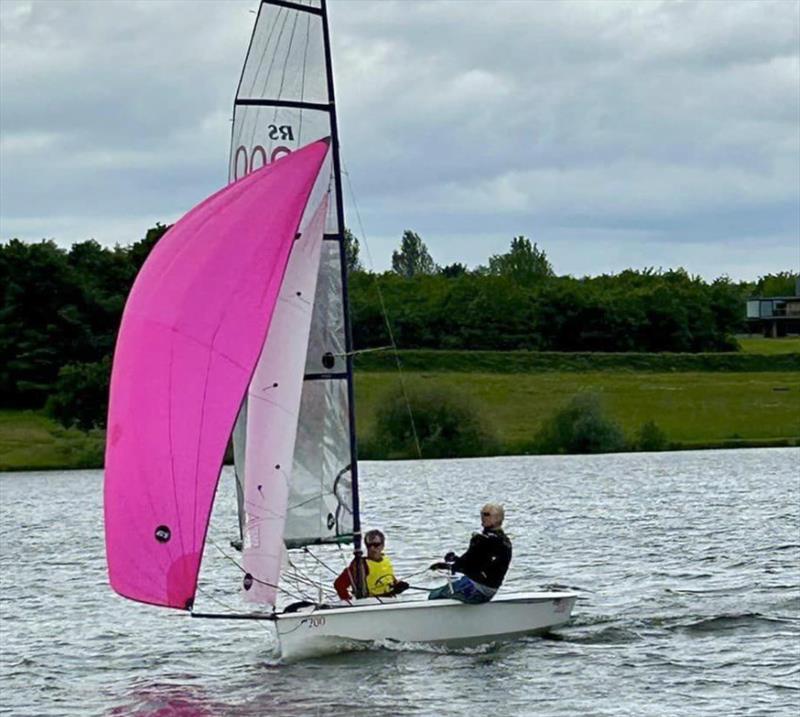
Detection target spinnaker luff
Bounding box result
[104,138,331,610]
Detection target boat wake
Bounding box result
[546,624,642,645]
[372,638,504,656]
[670,612,797,635]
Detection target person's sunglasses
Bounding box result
[366,542,383,548]
[481,512,492,517]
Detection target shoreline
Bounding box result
[2,441,797,473]
[3,344,798,472]
[0,422,796,473]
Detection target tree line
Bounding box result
[1,225,795,425]
[352,230,793,353]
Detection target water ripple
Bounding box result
[1,449,799,716]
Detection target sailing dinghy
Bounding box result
[104,0,576,660]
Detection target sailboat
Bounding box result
[104,0,576,661]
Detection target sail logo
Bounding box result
[154,525,171,543]
[267,124,294,141]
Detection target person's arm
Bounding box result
[384,560,410,595]
[333,560,356,600]
[451,534,481,573]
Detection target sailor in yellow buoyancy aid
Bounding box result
[333,529,410,600]
[366,552,397,596]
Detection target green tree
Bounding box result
[45,357,111,430]
[0,239,80,407]
[129,223,170,273]
[344,228,363,273]
[488,236,553,285]
[440,262,467,278]
[536,393,626,454]
[370,383,497,459]
[755,272,799,297]
[391,230,437,278]
[635,419,667,451]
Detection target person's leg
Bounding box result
[428,582,454,600]
[429,576,493,603]
[449,576,491,604]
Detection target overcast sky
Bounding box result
[1,0,798,280]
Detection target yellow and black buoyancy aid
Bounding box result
[365,556,396,596]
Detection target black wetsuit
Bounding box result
[451,528,512,588]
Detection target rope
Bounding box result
[302,546,341,576]
[194,584,240,614]
[208,537,308,603]
[398,566,436,581]
[284,553,338,600]
[332,345,393,357]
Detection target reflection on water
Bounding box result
[1,448,798,716]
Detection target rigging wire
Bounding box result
[341,161,424,464]
[339,158,453,590]
[301,545,342,576]
[192,585,273,633]
[208,537,308,603]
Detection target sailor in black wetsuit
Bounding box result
[428,503,512,604]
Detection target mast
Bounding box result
[319,0,365,596]
[230,0,365,602]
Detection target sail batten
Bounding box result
[234,99,331,110]
[264,0,323,16]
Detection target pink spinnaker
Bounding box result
[104,138,331,609]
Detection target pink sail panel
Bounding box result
[241,194,330,606]
[104,138,331,610]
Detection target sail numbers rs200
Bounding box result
[233,126,296,180]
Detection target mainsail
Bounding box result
[230,0,360,558]
[104,139,331,610]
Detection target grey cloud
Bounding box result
[1,0,797,280]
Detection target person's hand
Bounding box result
[444,551,456,562]
[392,581,409,594]
[429,561,449,570]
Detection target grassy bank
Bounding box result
[2,366,798,470]
[737,336,800,354]
[355,371,800,456]
[354,349,800,373]
[0,410,104,471]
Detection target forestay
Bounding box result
[230,0,357,553]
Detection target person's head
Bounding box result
[364,529,385,559]
[480,503,505,530]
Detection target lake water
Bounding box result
[1,448,798,716]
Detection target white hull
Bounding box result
[275,591,577,661]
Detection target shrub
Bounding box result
[635,419,667,451]
[45,356,111,430]
[536,392,626,454]
[369,383,498,459]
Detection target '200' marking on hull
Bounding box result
[299,616,326,629]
